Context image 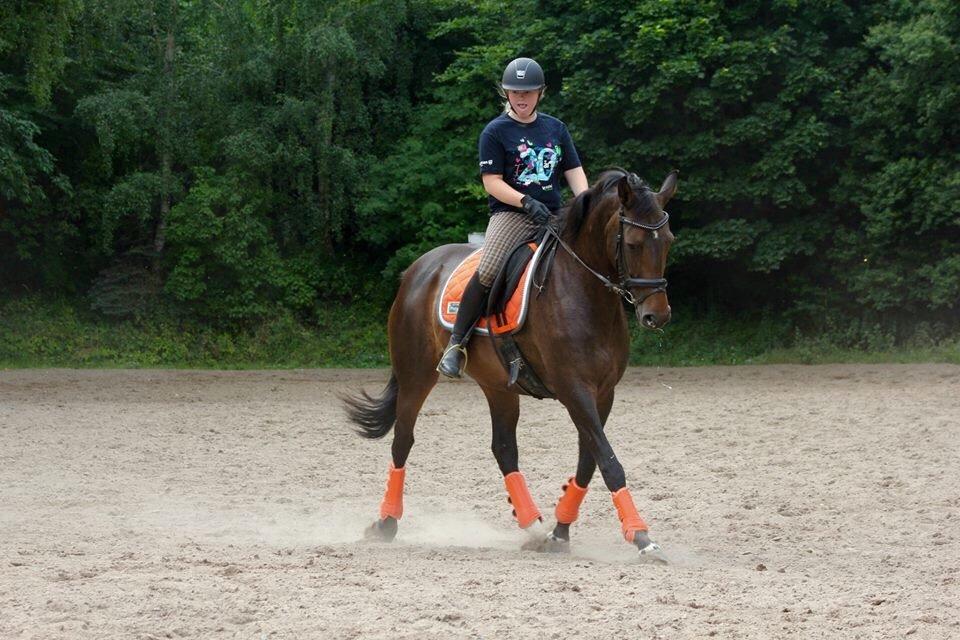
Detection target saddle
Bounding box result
[438,229,561,399]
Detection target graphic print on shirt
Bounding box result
[513,137,563,189]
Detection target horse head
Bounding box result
[608,170,677,330]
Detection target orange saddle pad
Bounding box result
[438,243,540,336]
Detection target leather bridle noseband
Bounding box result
[543,204,670,306]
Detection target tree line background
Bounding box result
[2,0,958,364]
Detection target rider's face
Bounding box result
[506,89,540,120]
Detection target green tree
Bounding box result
[357,3,524,278]
[159,0,437,320]
[0,0,81,290]
[2,0,956,341]
[836,0,959,323]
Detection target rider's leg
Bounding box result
[437,272,489,378]
[437,211,535,378]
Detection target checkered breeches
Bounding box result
[476,211,538,287]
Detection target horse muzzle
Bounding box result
[638,304,671,330]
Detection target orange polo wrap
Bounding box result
[503,471,542,528]
[379,464,406,520]
[555,477,589,524]
[611,488,648,542]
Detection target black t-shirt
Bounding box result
[478,112,582,213]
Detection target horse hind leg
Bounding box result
[355,368,437,542]
[482,386,551,548]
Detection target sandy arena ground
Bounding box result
[1,365,958,639]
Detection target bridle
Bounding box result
[614,206,670,305]
[543,203,669,307]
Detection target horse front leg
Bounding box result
[548,391,611,546]
[560,388,666,563]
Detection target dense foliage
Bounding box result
[2,0,957,343]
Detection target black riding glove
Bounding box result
[521,196,551,225]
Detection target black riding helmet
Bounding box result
[500,57,545,91]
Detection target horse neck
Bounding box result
[565,197,617,280]
[550,197,627,329]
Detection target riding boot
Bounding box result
[437,272,490,378]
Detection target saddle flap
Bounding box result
[488,241,537,317]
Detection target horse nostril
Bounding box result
[642,313,657,327]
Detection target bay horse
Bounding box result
[343,168,677,560]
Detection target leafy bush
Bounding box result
[4,297,954,369]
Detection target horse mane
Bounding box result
[559,167,659,239]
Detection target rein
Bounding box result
[543,206,669,306]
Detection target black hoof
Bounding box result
[521,532,570,553]
[632,531,668,565]
[364,517,398,542]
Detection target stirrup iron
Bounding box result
[436,342,468,378]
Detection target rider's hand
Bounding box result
[521,196,551,225]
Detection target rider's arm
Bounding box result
[565,167,589,196]
[481,174,526,209]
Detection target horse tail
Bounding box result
[342,372,399,439]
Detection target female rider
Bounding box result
[438,57,589,378]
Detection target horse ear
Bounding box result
[617,175,633,205]
[657,170,679,208]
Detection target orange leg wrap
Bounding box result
[555,477,589,524]
[611,488,648,542]
[503,471,542,529]
[379,464,405,520]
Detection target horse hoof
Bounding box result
[518,520,567,553]
[364,517,398,542]
[632,531,668,564]
[521,532,570,553]
[636,542,668,565]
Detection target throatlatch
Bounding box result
[611,488,648,542]
[379,464,406,520]
[555,477,589,524]
[503,471,542,528]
